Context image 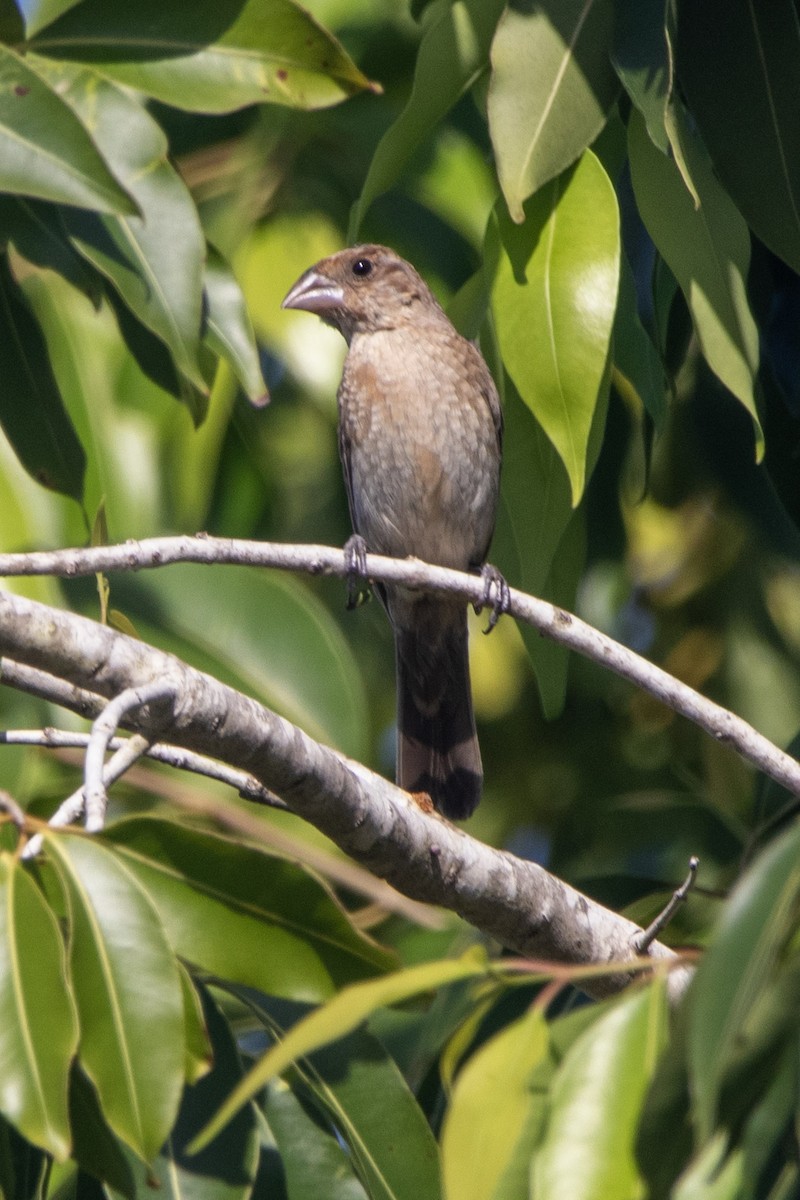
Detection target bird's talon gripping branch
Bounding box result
[343,533,371,610]
[477,563,510,634]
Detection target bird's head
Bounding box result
[281,244,442,342]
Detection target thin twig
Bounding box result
[633,857,700,953]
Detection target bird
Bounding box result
[282,244,503,819]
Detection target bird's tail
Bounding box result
[394,599,482,819]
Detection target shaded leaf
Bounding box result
[0,253,86,499]
[0,44,135,214]
[45,832,185,1162]
[68,1067,137,1200]
[350,0,504,237]
[488,0,619,221]
[106,817,393,1000]
[612,0,670,152]
[492,151,620,504]
[29,0,377,114]
[0,0,23,41]
[627,106,763,457]
[192,949,491,1151]
[203,246,267,405]
[613,248,667,428]
[28,57,207,395]
[677,0,800,276]
[265,1080,369,1200]
[441,1005,548,1200]
[0,196,103,302]
[0,855,77,1160]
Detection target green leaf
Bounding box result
[0,196,103,301]
[105,817,394,1002]
[68,1066,137,1200]
[45,832,185,1162]
[0,253,86,500]
[128,563,369,761]
[29,0,377,114]
[0,855,78,1160]
[688,821,800,1143]
[492,150,620,504]
[203,246,267,405]
[27,56,207,393]
[349,0,504,238]
[627,106,764,458]
[265,1080,369,1200]
[0,0,24,42]
[179,966,213,1087]
[191,949,491,1152]
[533,982,667,1200]
[613,249,667,428]
[441,1006,548,1200]
[488,0,619,222]
[0,44,135,214]
[612,0,670,152]
[676,0,800,276]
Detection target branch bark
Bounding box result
[2,536,798,795]
[0,582,691,1001]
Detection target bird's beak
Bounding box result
[282,269,344,314]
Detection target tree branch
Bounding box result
[0,585,691,1001]
[1,536,797,796]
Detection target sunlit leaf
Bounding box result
[0,44,135,214]
[0,253,86,499]
[106,817,394,1002]
[45,833,185,1162]
[441,1006,548,1200]
[533,982,667,1199]
[688,821,800,1143]
[628,107,763,458]
[677,0,800,276]
[191,949,491,1151]
[28,56,207,395]
[492,150,620,504]
[29,0,377,114]
[350,0,504,238]
[0,855,77,1160]
[488,0,619,221]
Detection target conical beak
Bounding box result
[282,269,344,314]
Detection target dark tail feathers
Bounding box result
[394,602,482,820]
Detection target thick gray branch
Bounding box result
[0,587,691,1000]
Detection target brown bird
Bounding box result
[282,245,503,818]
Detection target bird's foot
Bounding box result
[476,563,510,633]
[344,533,371,610]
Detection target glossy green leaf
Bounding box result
[129,562,368,760]
[179,966,213,1087]
[0,254,86,500]
[45,832,185,1162]
[241,995,441,1200]
[533,982,667,1199]
[0,855,77,1160]
[488,0,619,221]
[492,150,620,504]
[28,57,206,393]
[677,0,800,276]
[105,817,394,1001]
[441,1005,548,1200]
[29,0,376,114]
[0,45,135,214]
[688,821,800,1143]
[266,1080,369,1200]
[203,246,267,405]
[628,107,764,458]
[192,949,491,1151]
[350,0,504,237]
[612,0,670,152]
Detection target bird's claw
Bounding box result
[344,533,371,610]
[476,563,510,633]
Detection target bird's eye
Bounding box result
[352,258,373,277]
